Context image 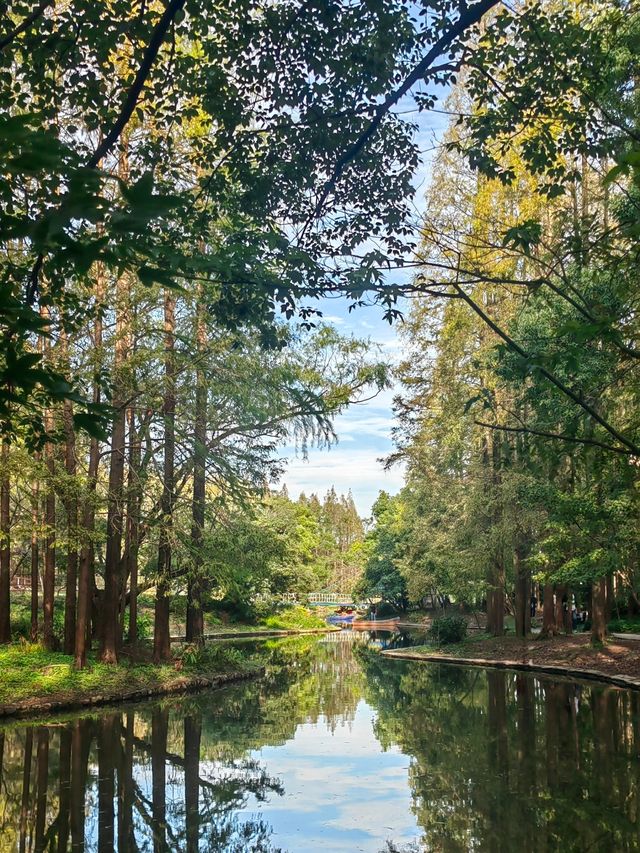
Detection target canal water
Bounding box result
[1,630,639,852]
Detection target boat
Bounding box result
[326,613,356,624]
[350,618,400,630]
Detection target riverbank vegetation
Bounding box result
[359,1,640,646]
[0,640,261,715]
[2,0,639,676]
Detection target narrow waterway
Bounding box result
[1,631,640,852]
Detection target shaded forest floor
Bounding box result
[385,633,640,687]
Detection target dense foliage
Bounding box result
[361,0,640,644]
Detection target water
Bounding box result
[1,630,640,852]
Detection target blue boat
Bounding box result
[327,613,355,624]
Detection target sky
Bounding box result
[279,102,450,518]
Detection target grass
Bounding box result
[260,605,326,631]
[0,640,259,712]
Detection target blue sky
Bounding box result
[280,102,450,517]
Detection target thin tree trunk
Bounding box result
[75,273,105,668]
[187,296,207,645]
[62,394,78,655]
[591,576,607,644]
[154,292,176,663]
[487,433,504,636]
[30,462,40,642]
[514,536,531,638]
[43,416,56,651]
[125,407,142,644]
[0,439,11,643]
[100,274,130,664]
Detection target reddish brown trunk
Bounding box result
[62,395,78,654]
[514,537,531,638]
[539,583,557,638]
[124,406,142,644]
[564,586,573,634]
[554,583,567,633]
[186,297,207,645]
[591,576,607,644]
[100,274,130,664]
[75,274,104,668]
[154,292,176,662]
[43,422,56,651]
[30,463,39,642]
[0,440,11,643]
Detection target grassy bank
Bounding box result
[0,641,262,718]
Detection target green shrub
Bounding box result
[608,617,640,634]
[428,615,467,645]
[179,643,252,673]
[374,602,400,619]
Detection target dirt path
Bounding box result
[383,634,640,690]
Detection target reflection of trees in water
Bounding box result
[0,636,368,851]
[358,653,640,852]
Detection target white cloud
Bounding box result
[281,446,405,515]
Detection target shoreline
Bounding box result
[0,626,336,723]
[0,667,263,722]
[382,639,640,692]
[169,626,338,642]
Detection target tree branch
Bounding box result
[87,0,185,168]
[452,282,640,456]
[474,420,632,455]
[0,0,52,52]
[311,0,499,221]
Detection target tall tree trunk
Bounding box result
[554,583,567,633]
[514,535,531,638]
[100,274,130,664]
[486,432,504,636]
[154,292,176,663]
[539,582,556,638]
[43,414,56,651]
[591,576,607,644]
[187,297,207,645]
[62,394,78,655]
[30,462,40,642]
[75,273,105,668]
[124,407,142,644]
[0,439,11,643]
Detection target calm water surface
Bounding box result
[1,630,640,852]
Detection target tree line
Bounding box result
[364,0,640,643]
[3,0,638,659]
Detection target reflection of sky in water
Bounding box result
[237,700,420,852]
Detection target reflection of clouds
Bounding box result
[237,701,420,852]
